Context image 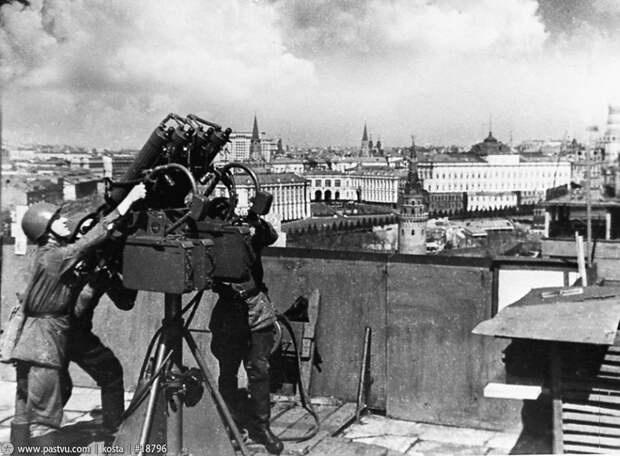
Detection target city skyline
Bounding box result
[2,0,620,149]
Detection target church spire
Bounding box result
[250,114,261,161]
[407,135,418,188]
[360,123,370,156]
[252,114,260,141]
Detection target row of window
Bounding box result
[421,170,570,180]
[314,179,341,187]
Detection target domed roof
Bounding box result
[470,131,511,155]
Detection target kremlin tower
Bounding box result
[397,137,429,254]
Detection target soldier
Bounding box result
[208,198,283,455]
[10,184,146,447]
[62,264,138,435]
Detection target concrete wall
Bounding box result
[263,249,525,430]
[386,262,507,429]
[262,251,388,409]
[1,244,575,431]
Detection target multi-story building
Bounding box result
[306,170,355,202]
[306,168,402,204]
[7,147,36,161]
[417,133,571,212]
[332,156,390,172]
[220,116,277,163]
[603,105,620,164]
[214,172,310,222]
[69,154,105,177]
[220,132,277,163]
[102,152,137,179]
[428,193,466,215]
[331,157,361,173]
[269,158,305,174]
[349,169,402,205]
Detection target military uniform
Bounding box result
[64,268,137,431]
[12,209,121,436]
[209,216,281,453]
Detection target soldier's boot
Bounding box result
[247,381,283,455]
[10,423,30,454]
[29,426,59,456]
[218,378,250,433]
[101,381,125,434]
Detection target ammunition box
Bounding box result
[122,236,214,293]
[196,221,253,283]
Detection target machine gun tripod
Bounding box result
[112,291,249,456]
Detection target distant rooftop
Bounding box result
[234,172,307,186]
[542,193,620,208]
[305,169,347,176]
[419,153,485,163]
[470,131,512,155]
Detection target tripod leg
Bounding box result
[138,338,168,455]
[164,293,184,456]
[184,330,251,456]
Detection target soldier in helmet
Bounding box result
[207,197,283,455]
[9,184,146,447]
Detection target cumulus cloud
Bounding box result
[1,0,317,146]
[271,0,548,62]
[2,0,620,148]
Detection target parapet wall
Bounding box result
[1,245,575,431]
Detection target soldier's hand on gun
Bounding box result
[127,182,147,203]
[117,183,147,216]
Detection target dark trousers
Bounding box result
[14,362,64,432]
[66,327,125,430]
[211,327,274,427]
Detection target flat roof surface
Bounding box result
[542,195,620,208]
[473,285,620,345]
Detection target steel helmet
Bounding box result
[21,202,61,242]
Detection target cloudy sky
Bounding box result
[2,0,620,149]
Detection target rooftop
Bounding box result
[0,380,525,456]
[233,172,308,185]
[542,193,620,208]
[470,131,512,155]
[419,153,485,163]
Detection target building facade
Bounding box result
[269,158,305,174]
[214,172,310,222]
[69,154,105,177]
[350,169,401,205]
[306,169,402,204]
[306,170,355,202]
[417,151,571,212]
[428,192,466,215]
[220,116,277,163]
[102,152,137,179]
[603,105,620,164]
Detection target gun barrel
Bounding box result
[109,126,169,204]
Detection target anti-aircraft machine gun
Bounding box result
[82,113,276,456]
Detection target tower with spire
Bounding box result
[360,123,370,157]
[397,135,428,254]
[250,114,262,161]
